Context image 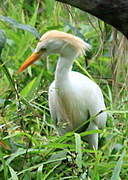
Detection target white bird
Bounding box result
[18,30,107,149]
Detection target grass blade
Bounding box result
[42,163,60,180]
[8,166,18,180]
[110,151,125,180]
[75,133,82,170]
[75,60,93,80]
[37,164,43,180]
[45,0,55,17]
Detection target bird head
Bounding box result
[18,30,90,72]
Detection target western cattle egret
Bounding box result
[18,30,107,149]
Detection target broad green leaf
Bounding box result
[0,30,6,51]
[75,133,82,170]
[6,148,45,165]
[0,16,40,39]
[20,72,43,100]
[8,166,18,180]
[110,151,125,180]
[20,77,37,99]
[0,32,17,93]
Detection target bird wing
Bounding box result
[87,86,107,129]
[69,71,107,129]
[48,81,57,125]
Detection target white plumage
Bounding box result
[18,30,107,149]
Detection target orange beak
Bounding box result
[18,52,41,73]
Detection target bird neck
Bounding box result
[55,51,77,86]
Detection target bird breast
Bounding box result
[54,72,90,134]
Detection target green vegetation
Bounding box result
[0,0,128,179]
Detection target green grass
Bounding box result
[0,0,128,179]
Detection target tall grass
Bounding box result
[0,0,128,179]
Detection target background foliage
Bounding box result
[0,0,128,179]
